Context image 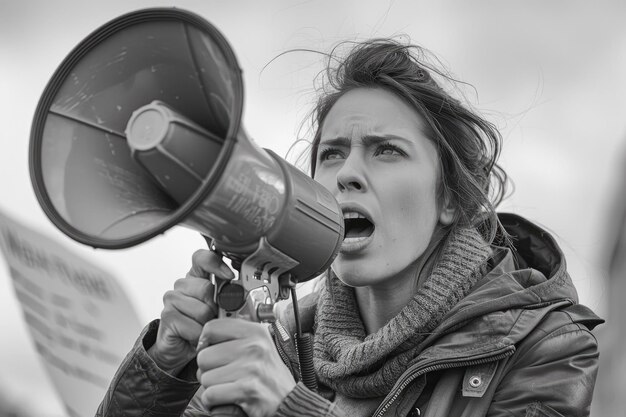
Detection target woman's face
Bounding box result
[314,87,454,288]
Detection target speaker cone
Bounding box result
[30,8,243,248]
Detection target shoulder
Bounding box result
[508,303,603,369]
[486,304,603,414]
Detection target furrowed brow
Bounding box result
[319,134,413,148]
[362,134,412,146]
[318,137,351,147]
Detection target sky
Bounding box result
[1,1,625,415]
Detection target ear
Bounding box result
[438,194,456,226]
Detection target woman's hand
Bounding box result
[196,318,297,417]
[148,249,235,375]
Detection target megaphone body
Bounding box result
[124,99,343,313]
[29,8,344,314]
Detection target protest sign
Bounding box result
[0,209,142,417]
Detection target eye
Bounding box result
[374,142,405,157]
[318,147,345,162]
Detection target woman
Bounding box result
[97,40,603,417]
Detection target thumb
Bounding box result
[187,249,235,280]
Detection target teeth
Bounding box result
[343,236,368,241]
[343,211,366,219]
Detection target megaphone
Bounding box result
[29,8,344,315]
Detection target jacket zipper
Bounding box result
[271,324,292,371]
[372,346,516,417]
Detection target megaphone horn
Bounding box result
[29,7,344,285]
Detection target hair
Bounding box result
[306,38,510,244]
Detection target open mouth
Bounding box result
[343,212,375,239]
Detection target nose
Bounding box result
[336,154,366,193]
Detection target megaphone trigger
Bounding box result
[213,236,298,320]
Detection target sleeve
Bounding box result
[487,311,601,417]
[274,383,345,417]
[95,319,203,417]
[96,316,344,417]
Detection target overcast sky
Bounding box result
[1,1,625,415]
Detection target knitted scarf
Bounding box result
[313,227,491,398]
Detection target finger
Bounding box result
[200,381,247,411]
[197,359,256,388]
[160,308,205,346]
[188,249,235,280]
[196,318,265,351]
[173,277,215,305]
[196,339,245,371]
[163,290,218,324]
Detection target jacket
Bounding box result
[96,213,603,417]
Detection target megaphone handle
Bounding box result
[199,236,246,416]
[210,405,247,417]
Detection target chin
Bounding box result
[331,264,381,288]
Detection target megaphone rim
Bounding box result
[29,7,245,249]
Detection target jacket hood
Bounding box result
[467,212,578,308]
[498,212,570,295]
[416,212,602,356]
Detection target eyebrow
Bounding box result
[318,134,414,147]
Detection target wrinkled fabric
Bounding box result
[95,320,201,417]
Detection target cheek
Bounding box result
[387,180,439,247]
[395,173,438,213]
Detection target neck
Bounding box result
[354,228,448,334]
[354,275,415,334]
